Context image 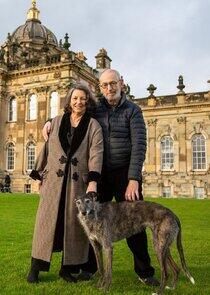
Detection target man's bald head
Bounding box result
[99,69,123,106]
[99,69,121,82]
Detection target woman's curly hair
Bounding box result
[64,83,96,113]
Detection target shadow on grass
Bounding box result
[38,273,59,283]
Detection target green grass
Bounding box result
[0,194,210,295]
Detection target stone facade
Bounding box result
[136,87,210,199]
[0,2,209,198]
[0,1,111,193]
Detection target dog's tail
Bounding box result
[176,225,195,285]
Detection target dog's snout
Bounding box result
[82,211,87,216]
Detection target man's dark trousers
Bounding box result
[84,167,155,278]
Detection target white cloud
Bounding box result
[0,0,209,97]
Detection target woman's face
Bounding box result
[70,89,88,115]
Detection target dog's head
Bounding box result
[75,191,98,217]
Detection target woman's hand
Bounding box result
[86,181,97,193]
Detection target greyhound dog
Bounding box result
[75,192,195,295]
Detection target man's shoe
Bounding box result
[59,269,77,283]
[27,270,39,283]
[139,276,160,287]
[77,271,93,281]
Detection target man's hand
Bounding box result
[125,180,139,201]
[42,121,52,141]
[86,181,97,193]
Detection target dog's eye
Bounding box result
[85,199,90,204]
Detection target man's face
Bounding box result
[99,71,123,106]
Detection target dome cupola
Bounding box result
[10,0,58,47]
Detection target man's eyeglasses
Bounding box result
[99,81,119,89]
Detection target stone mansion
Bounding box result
[0,1,209,198]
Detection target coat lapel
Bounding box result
[58,112,70,155]
[69,112,91,158]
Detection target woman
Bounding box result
[27,84,103,283]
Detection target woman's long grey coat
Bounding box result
[30,113,103,265]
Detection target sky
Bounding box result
[0,0,210,98]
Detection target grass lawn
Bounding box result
[0,193,210,295]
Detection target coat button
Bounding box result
[72,172,79,181]
[56,169,64,177]
[71,157,78,166]
[59,156,67,164]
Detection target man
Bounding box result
[42,69,159,286]
[4,173,11,193]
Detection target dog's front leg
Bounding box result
[90,239,103,276]
[99,245,113,291]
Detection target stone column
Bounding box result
[147,118,158,173]
[177,116,187,173]
[0,69,8,177]
[59,86,69,112]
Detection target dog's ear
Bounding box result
[74,197,80,204]
[92,192,98,202]
[74,195,84,203]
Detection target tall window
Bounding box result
[162,186,171,198]
[6,143,15,170]
[8,97,17,121]
[192,134,206,170]
[49,91,58,118]
[28,94,37,120]
[27,142,35,170]
[161,136,174,170]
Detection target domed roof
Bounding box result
[11,20,58,46]
[11,0,58,47]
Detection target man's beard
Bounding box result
[105,89,121,106]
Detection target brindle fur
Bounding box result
[76,192,195,295]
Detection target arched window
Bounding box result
[192,134,206,170]
[6,143,15,170]
[8,97,17,121]
[27,142,36,170]
[28,94,37,120]
[161,136,174,170]
[49,91,58,118]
